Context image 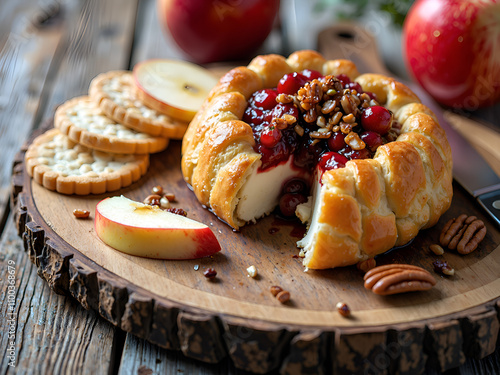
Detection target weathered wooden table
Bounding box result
[1,1,500,374]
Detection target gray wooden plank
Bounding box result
[0,217,117,375]
[37,0,139,122]
[0,0,69,228]
[129,0,184,67]
[117,333,239,375]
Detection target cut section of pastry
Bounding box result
[181,50,453,269]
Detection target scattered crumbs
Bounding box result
[218,230,222,234]
[292,255,300,259]
[269,227,279,235]
[247,265,258,278]
[194,265,199,271]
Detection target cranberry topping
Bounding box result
[360,131,383,153]
[282,178,308,194]
[252,88,278,110]
[279,193,308,217]
[301,69,323,80]
[327,132,346,152]
[260,125,281,148]
[360,106,393,135]
[278,72,309,95]
[318,152,348,172]
[244,71,400,218]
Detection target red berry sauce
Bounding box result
[243,69,399,217]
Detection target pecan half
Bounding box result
[439,214,486,254]
[363,264,436,295]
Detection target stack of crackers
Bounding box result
[25,71,189,195]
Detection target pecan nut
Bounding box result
[439,214,486,254]
[363,264,436,295]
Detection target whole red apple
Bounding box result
[403,0,500,109]
[158,0,280,64]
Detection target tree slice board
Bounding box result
[11,122,500,374]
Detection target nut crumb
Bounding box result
[276,290,290,303]
[246,265,257,278]
[165,208,187,217]
[270,285,283,296]
[164,193,176,202]
[144,194,161,206]
[73,209,90,219]
[429,244,444,255]
[203,268,217,279]
[160,196,171,209]
[336,302,351,317]
[152,185,163,195]
[433,260,454,276]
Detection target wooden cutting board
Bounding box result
[10,27,500,374]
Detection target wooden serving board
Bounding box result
[10,24,500,374]
[11,124,500,374]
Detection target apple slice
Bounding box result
[95,196,221,259]
[133,59,218,122]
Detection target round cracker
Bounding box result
[54,96,168,154]
[25,128,149,195]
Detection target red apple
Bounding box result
[158,0,280,64]
[403,0,500,109]
[95,196,221,259]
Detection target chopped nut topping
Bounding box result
[342,113,356,123]
[277,93,293,104]
[345,132,365,150]
[294,124,304,137]
[283,114,297,124]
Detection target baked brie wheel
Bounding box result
[181,50,453,269]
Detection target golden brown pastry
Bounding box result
[181,50,453,269]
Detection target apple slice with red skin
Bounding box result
[133,59,218,122]
[95,196,221,259]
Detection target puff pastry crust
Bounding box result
[181,50,453,269]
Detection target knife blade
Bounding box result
[318,23,500,227]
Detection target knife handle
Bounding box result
[477,190,500,228]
